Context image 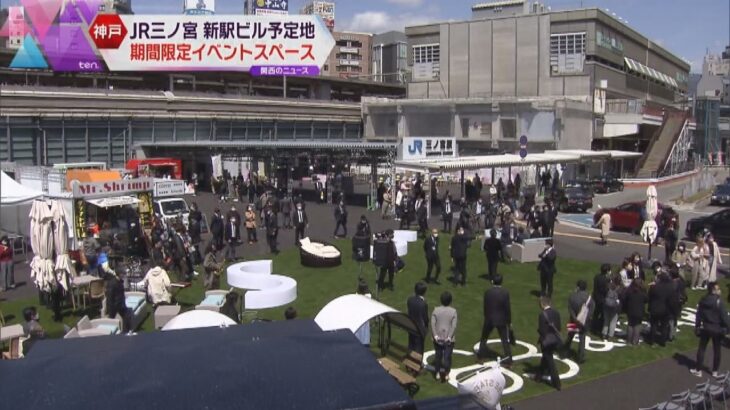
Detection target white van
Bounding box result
[153,197,190,229]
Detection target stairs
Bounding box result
[635,112,688,178]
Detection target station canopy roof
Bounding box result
[395,149,641,172]
[136,140,397,151]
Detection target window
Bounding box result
[413,44,440,64]
[412,44,440,80]
[550,32,586,74]
[480,121,492,138]
[500,119,516,139]
[461,118,470,138]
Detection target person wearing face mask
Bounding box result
[225,206,241,233]
[706,234,723,283]
[293,203,309,245]
[629,252,645,282]
[664,221,678,264]
[224,215,241,262]
[244,205,257,244]
[424,229,441,284]
[672,242,692,281]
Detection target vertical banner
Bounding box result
[211,155,223,178]
[137,192,153,230]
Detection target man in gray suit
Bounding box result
[431,291,458,383]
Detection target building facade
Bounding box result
[322,31,372,80]
[372,31,408,84]
[363,3,691,169]
[300,1,335,32]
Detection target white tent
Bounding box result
[315,294,417,334]
[0,171,43,205]
[0,172,43,237]
[161,310,236,331]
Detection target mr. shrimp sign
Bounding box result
[71,178,153,199]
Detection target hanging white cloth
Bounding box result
[29,200,56,292]
[51,200,74,291]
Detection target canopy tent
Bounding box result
[161,310,236,331]
[394,149,642,173]
[0,320,414,410]
[315,294,421,336]
[0,171,43,205]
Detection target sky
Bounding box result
[4,0,727,72]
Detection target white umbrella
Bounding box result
[161,310,236,331]
[645,185,658,220]
[28,200,56,292]
[51,200,74,292]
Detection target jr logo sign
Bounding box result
[402,137,457,160]
[407,139,423,156]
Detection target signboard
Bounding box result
[7,6,334,73]
[71,178,153,199]
[88,15,334,72]
[412,62,438,80]
[253,0,289,16]
[402,137,457,160]
[154,179,187,197]
[184,0,215,15]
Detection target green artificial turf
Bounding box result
[1,235,716,404]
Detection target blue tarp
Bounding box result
[0,319,414,410]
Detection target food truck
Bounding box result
[126,158,183,180]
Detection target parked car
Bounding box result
[590,176,624,194]
[710,184,730,206]
[593,201,678,236]
[551,185,594,213]
[685,209,730,247]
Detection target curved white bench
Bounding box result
[227,260,297,309]
[393,230,418,243]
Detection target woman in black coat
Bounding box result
[623,279,647,345]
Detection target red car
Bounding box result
[593,201,678,236]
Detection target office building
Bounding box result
[372,31,408,84]
[363,1,694,177]
[322,31,372,80]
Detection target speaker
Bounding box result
[372,238,391,267]
[352,235,371,262]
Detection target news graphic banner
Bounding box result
[2,0,334,75]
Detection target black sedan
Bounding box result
[685,209,730,247]
[710,184,730,206]
[591,176,624,194]
[552,185,594,213]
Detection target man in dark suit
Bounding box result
[210,208,224,250]
[224,215,241,262]
[478,274,513,365]
[541,203,557,238]
[442,196,453,233]
[423,228,441,284]
[563,279,594,363]
[407,282,429,354]
[377,230,398,291]
[416,202,428,239]
[400,195,412,230]
[648,272,674,347]
[591,264,611,335]
[536,296,562,390]
[538,239,557,297]
[483,229,505,280]
[293,203,308,245]
[265,207,279,254]
[333,201,348,238]
[450,227,470,286]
